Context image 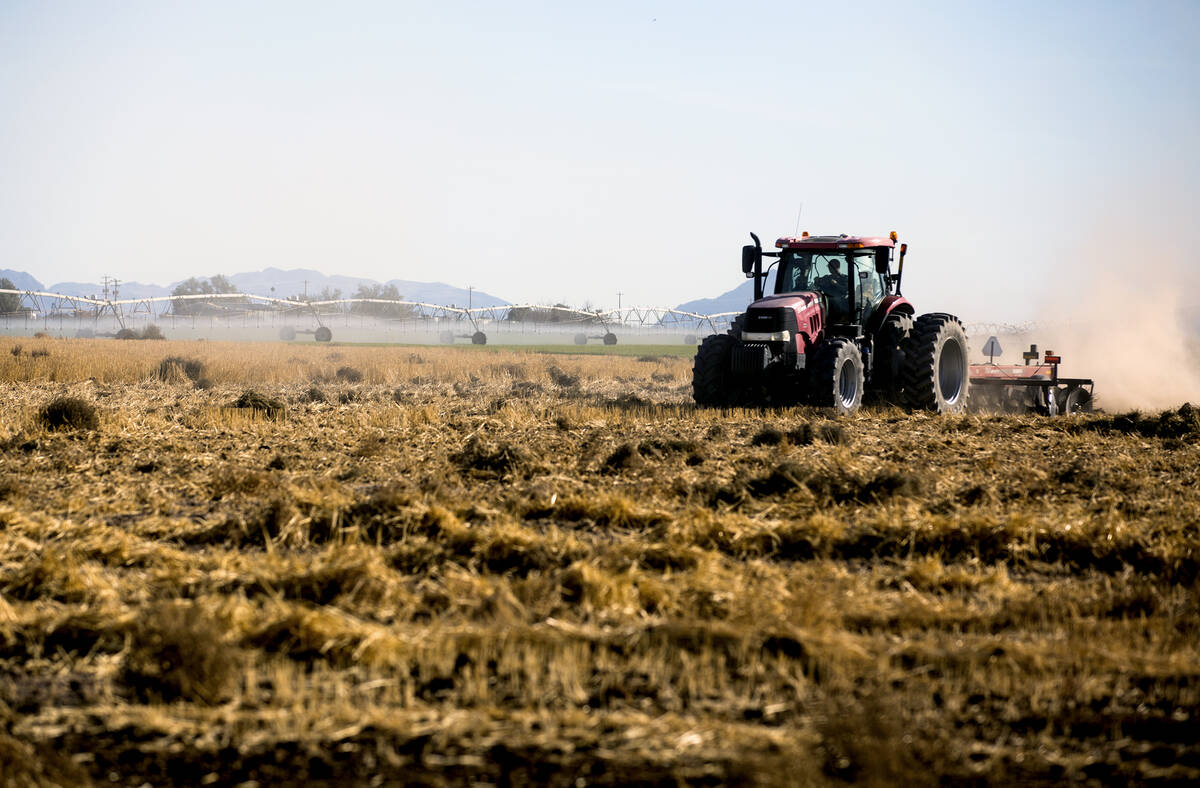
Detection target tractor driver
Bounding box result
[815,258,850,319]
[815,258,848,295]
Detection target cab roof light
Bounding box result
[889,231,898,242]
[801,231,809,238]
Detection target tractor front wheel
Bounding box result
[692,334,738,407]
[810,338,864,414]
[902,314,969,413]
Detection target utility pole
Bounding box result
[468,285,473,310]
[617,291,623,311]
[303,280,308,300]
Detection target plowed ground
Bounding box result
[1,338,1198,786]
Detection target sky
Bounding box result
[1,0,1198,320]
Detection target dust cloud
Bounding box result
[1032,271,1200,412]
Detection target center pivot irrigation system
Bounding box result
[0,289,737,345]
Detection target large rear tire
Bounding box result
[902,314,969,413]
[692,334,738,407]
[809,338,864,415]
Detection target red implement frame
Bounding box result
[969,345,1094,416]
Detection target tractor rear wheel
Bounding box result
[692,334,738,407]
[872,312,912,402]
[902,314,969,413]
[809,338,864,414]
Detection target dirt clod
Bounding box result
[603,442,644,472]
[38,397,99,431]
[751,427,785,446]
[454,436,529,475]
[232,390,286,420]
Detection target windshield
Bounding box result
[776,249,889,322]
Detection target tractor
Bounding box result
[692,231,969,414]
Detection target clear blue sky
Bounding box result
[2,1,1197,319]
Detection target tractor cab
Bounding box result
[771,235,896,330]
[776,245,887,326]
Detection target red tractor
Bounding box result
[692,231,970,414]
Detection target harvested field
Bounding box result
[1,337,1198,786]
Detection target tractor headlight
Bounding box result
[741,330,790,343]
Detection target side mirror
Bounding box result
[742,245,761,276]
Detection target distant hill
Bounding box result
[0,270,44,291]
[227,268,378,299]
[383,279,509,309]
[226,268,510,308]
[50,281,171,300]
[675,270,776,315]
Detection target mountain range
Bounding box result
[0,268,508,308]
[674,271,776,315]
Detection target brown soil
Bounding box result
[0,338,1198,786]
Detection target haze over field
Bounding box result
[2,2,1197,321]
[1036,252,1200,411]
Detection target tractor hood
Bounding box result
[749,292,821,311]
[741,291,825,350]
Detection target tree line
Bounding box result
[170,277,418,318]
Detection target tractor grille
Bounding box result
[732,344,771,375]
[744,308,799,334]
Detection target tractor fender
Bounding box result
[866,296,914,336]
